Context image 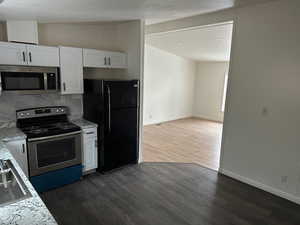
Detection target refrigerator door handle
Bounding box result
[107,85,111,133]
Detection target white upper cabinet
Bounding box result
[83,49,106,68]
[0,41,59,67]
[59,46,84,95]
[106,51,127,68]
[83,48,127,69]
[0,41,27,65]
[26,45,59,67]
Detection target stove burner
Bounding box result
[17,107,81,139]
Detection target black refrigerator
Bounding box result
[83,79,139,172]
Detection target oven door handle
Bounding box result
[27,131,82,142]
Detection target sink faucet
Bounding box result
[0,159,10,188]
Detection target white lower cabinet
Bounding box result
[82,128,98,173]
[5,138,29,177]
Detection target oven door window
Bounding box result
[1,72,45,90]
[36,137,76,168]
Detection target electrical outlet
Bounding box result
[297,176,300,195]
[261,107,268,117]
[281,176,288,184]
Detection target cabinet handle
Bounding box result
[86,132,94,135]
[22,144,25,153]
[104,57,107,65]
[22,52,26,62]
[29,52,32,62]
[63,82,66,91]
[108,57,111,65]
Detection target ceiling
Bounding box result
[0,0,275,24]
[146,23,233,62]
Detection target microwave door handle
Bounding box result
[44,73,48,90]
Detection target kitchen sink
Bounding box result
[0,160,32,207]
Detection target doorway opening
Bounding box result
[142,22,233,171]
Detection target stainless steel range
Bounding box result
[16,106,82,192]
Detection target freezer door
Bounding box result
[104,80,139,109]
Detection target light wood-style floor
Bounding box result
[142,118,223,171]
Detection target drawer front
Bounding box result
[83,127,97,137]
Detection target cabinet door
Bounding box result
[26,45,59,67]
[107,52,127,68]
[82,128,98,172]
[0,41,27,65]
[83,49,107,68]
[5,139,29,177]
[59,46,83,94]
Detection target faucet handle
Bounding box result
[0,159,8,172]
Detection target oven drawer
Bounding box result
[27,132,82,177]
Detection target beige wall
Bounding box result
[143,45,196,125]
[38,22,120,51]
[148,0,300,204]
[38,21,144,80]
[0,22,6,41]
[194,62,229,122]
[117,21,144,80]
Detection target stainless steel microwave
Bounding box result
[0,66,59,94]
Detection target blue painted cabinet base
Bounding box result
[30,165,83,193]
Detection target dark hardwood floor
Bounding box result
[41,163,300,225]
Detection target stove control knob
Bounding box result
[19,113,24,117]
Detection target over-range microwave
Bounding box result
[0,66,59,94]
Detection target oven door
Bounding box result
[27,131,82,177]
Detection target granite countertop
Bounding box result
[72,118,98,129]
[0,127,27,142]
[0,140,57,225]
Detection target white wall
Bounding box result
[147,0,300,204]
[221,0,300,204]
[194,61,229,122]
[143,45,196,125]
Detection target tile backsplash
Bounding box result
[0,93,83,125]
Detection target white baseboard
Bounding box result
[143,115,192,126]
[219,168,300,205]
[193,114,223,123]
